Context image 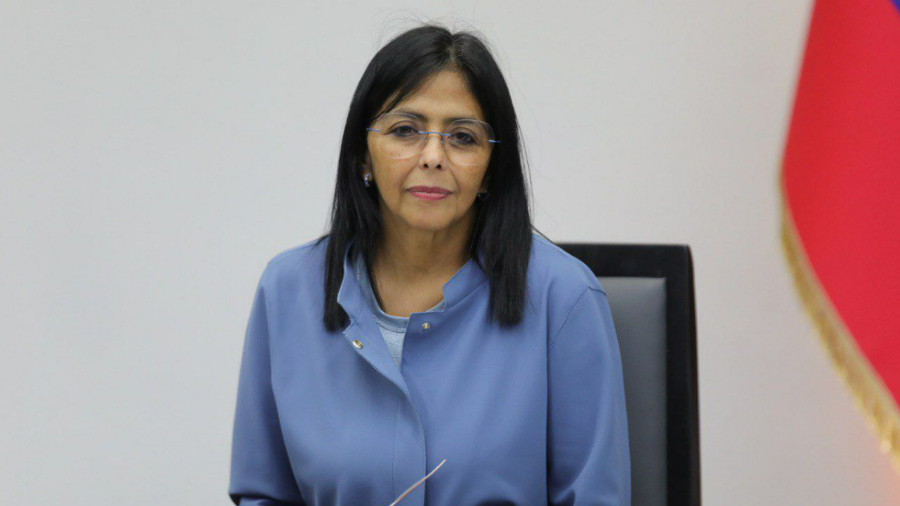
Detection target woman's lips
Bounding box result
[407,186,451,201]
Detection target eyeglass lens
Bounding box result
[371,113,496,166]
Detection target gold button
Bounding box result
[421,322,431,331]
[352,339,363,349]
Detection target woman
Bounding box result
[228,23,631,506]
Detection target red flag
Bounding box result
[780,0,900,471]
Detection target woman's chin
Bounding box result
[403,214,454,232]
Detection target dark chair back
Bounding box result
[558,242,701,506]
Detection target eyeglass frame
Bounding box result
[364,113,501,164]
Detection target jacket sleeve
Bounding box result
[228,272,307,506]
[547,286,632,506]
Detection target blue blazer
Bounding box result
[229,232,631,506]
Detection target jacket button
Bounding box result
[352,339,364,349]
[421,322,431,331]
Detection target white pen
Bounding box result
[385,458,447,506]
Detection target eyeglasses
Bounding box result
[385,458,446,506]
[366,112,500,167]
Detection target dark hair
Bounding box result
[314,21,550,332]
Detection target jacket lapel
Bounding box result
[336,237,413,399]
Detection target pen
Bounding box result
[385,458,447,506]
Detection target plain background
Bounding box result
[2,1,899,504]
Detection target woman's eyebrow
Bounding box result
[393,108,479,123]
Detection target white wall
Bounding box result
[2,1,899,504]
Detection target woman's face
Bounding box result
[363,69,491,236]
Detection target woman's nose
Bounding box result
[420,133,447,164]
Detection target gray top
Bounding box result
[353,246,444,368]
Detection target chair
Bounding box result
[557,242,701,506]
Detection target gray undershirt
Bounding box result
[353,246,444,368]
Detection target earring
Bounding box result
[364,172,372,188]
[477,190,488,200]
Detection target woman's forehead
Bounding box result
[386,107,481,124]
[380,71,485,121]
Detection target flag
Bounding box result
[780,0,900,472]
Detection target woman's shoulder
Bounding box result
[258,235,330,289]
[528,232,608,325]
[529,232,606,294]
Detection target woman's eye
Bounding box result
[452,132,475,144]
[389,125,417,136]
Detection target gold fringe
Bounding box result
[778,168,900,473]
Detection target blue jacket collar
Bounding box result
[336,235,488,326]
[335,235,488,402]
